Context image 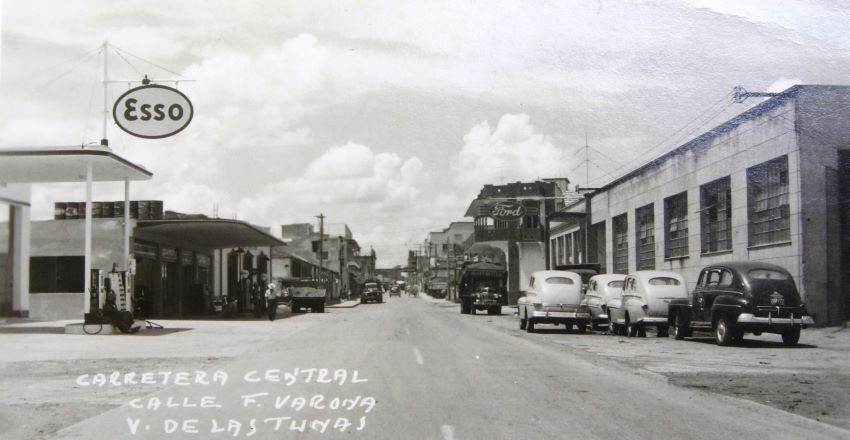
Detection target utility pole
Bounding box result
[316,213,325,284]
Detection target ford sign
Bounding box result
[489,201,526,220]
[113,85,193,139]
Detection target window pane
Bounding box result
[545,277,574,285]
[748,269,789,280]
[649,277,681,286]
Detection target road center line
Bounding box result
[413,347,424,365]
[440,424,455,440]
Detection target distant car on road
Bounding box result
[667,262,814,346]
[607,271,688,337]
[360,282,384,304]
[582,274,626,330]
[518,270,590,333]
[389,286,400,297]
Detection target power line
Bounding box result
[111,44,186,79]
[588,91,740,186]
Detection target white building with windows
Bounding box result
[558,85,850,326]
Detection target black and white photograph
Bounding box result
[1,1,849,438]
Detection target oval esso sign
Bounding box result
[113,85,193,139]
[489,201,526,221]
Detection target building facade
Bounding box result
[573,85,850,326]
[464,180,565,304]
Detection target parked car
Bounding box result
[518,270,590,333]
[360,282,383,304]
[667,262,814,346]
[607,271,688,337]
[581,274,626,330]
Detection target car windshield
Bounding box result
[608,280,624,288]
[748,269,789,280]
[365,283,378,290]
[649,277,680,286]
[545,277,574,285]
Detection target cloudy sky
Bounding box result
[2,0,850,266]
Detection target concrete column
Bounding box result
[11,205,30,316]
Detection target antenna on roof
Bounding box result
[732,86,781,104]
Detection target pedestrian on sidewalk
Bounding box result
[265,282,281,321]
[253,273,268,318]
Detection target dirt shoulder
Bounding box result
[441,302,850,432]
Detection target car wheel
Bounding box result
[657,325,669,338]
[495,306,502,316]
[576,323,587,334]
[526,317,535,333]
[607,317,617,335]
[519,309,527,330]
[782,327,801,346]
[715,315,736,346]
[673,313,689,340]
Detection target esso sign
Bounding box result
[113,85,193,139]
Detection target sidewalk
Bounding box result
[326,298,361,308]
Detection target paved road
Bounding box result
[54,296,848,439]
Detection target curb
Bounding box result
[326,302,360,309]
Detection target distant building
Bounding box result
[281,222,363,298]
[463,180,565,304]
[424,222,473,300]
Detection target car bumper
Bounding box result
[737,313,814,327]
[531,311,590,321]
[636,316,668,325]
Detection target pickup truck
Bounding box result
[667,262,814,346]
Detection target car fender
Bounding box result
[623,296,646,320]
[710,302,743,324]
[606,298,624,323]
[667,302,691,325]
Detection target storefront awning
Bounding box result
[135,219,286,252]
[0,146,153,183]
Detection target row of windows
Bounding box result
[609,155,790,272]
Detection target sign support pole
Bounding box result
[83,162,93,314]
[124,178,130,271]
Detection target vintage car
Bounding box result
[518,270,590,333]
[581,274,626,330]
[607,271,688,337]
[360,282,384,304]
[667,262,814,346]
[389,286,400,297]
[465,287,502,315]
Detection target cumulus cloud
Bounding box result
[454,113,574,192]
[233,141,427,228]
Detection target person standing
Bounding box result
[236,270,251,313]
[265,282,280,321]
[253,273,268,317]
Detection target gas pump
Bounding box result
[106,266,133,313]
[84,269,105,324]
[84,266,135,324]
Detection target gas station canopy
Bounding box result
[135,219,287,252]
[0,146,152,183]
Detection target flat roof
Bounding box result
[0,145,153,183]
[135,219,286,251]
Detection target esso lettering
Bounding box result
[123,98,185,122]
